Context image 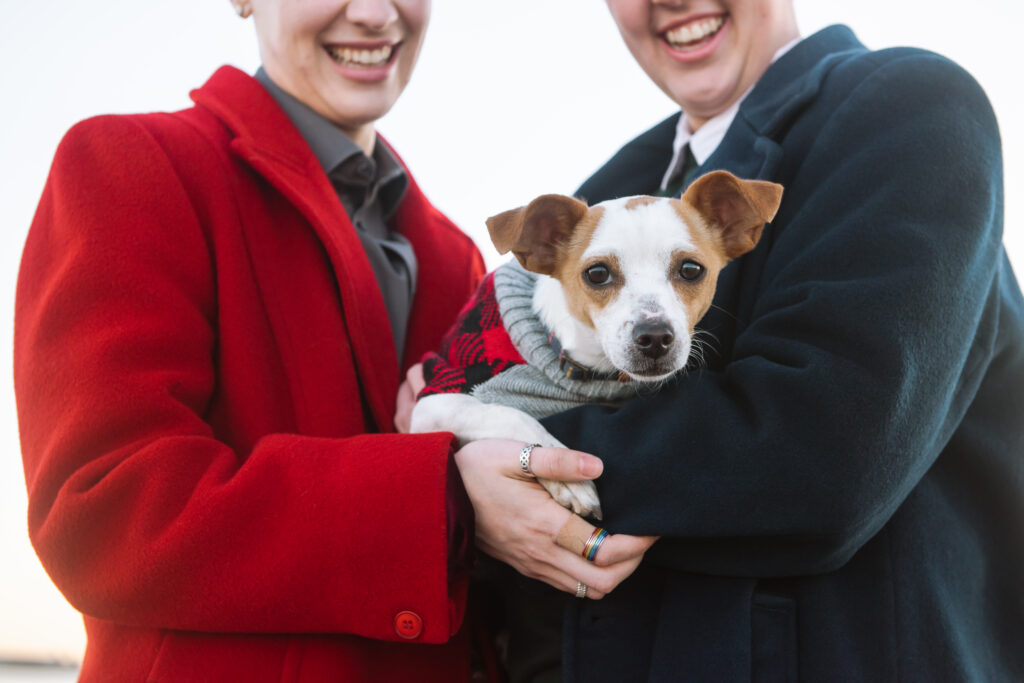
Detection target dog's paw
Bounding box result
[539,478,603,521]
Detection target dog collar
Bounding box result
[546,333,631,383]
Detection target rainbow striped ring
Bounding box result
[582,527,609,562]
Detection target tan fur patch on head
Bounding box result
[670,200,728,267]
[623,195,661,211]
[551,206,610,328]
[670,199,729,326]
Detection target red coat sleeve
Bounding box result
[14,117,467,643]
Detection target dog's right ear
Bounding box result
[486,194,589,275]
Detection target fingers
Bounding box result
[555,512,594,555]
[478,531,640,600]
[483,506,649,598]
[405,363,426,395]
[477,535,608,599]
[393,380,416,433]
[524,445,603,482]
[556,513,658,566]
[591,533,659,566]
[536,543,644,599]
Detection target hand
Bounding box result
[455,439,658,599]
[394,363,426,433]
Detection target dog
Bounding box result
[411,170,783,519]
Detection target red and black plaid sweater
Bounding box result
[420,273,526,397]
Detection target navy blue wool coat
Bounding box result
[543,26,1024,682]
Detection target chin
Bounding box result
[614,353,686,384]
[664,71,745,119]
[321,99,394,133]
[624,366,681,383]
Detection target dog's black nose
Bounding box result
[632,322,674,359]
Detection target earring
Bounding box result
[233,3,252,18]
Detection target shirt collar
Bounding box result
[661,36,803,190]
[254,67,364,173]
[254,66,408,217]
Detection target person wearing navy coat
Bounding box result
[541,2,1024,680]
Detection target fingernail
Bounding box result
[579,455,603,478]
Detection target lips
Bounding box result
[662,14,725,50]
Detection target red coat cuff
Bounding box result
[446,451,475,574]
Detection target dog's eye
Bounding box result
[584,264,612,286]
[679,261,705,282]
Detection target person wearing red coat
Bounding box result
[15,58,488,683]
[14,0,497,676]
[16,0,473,678]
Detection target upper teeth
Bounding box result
[327,45,393,66]
[666,16,723,46]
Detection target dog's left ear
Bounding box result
[682,171,784,259]
[486,194,589,275]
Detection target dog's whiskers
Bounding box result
[708,304,738,322]
[688,329,719,370]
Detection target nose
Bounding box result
[346,0,398,31]
[632,321,674,359]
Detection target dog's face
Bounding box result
[487,171,783,381]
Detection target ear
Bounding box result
[486,194,589,275]
[682,171,784,260]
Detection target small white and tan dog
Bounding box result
[411,171,782,518]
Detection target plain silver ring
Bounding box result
[520,443,541,475]
[575,581,588,599]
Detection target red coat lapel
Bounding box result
[190,66,399,432]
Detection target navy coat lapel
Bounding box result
[689,26,868,363]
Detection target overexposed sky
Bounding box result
[1,0,1021,662]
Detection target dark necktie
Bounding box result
[656,145,699,198]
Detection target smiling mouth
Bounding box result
[325,43,397,68]
[663,15,725,50]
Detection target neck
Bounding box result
[344,123,376,156]
[532,276,618,373]
[685,25,801,132]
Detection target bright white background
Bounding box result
[1,0,1021,663]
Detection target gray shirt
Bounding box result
[255,67,417,364]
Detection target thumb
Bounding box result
[523,445,603,481]
[406,363,426,395]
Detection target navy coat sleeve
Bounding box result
[542,52,1009,577]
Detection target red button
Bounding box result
[394,610,423,639]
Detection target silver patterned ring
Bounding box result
[520,443,541,475]
[575,581,588,599]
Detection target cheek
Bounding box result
[606,1,651,45]
[258,11,318,64]
[674,282,717,330]
[684,298,709,330]
[590,299,631,351]
[398,0,431,31]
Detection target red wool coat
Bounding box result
[15,66,486,681]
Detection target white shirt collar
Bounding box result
[660,36,802,191]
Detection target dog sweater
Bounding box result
[420,261,645,418]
